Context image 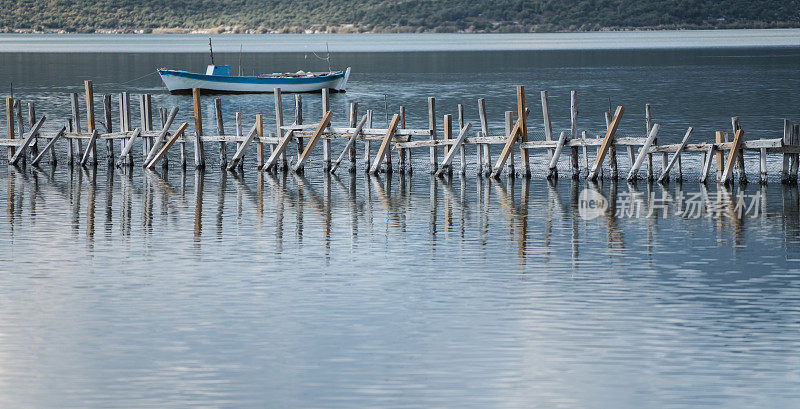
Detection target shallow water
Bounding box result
[1,32,800,408]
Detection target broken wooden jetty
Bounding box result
[2,82,799,186]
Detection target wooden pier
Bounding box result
[2,82,799,186]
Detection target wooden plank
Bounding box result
[347,102,357,172]
[146,123,189,169]
[102,94,114,163]
[716,131,725,182]
[436,123,472,176]
[294,110,333,172]
[115,128,141,167]
[428,97,437,173]
[605,111,618,178]
[10,116,46,165]
[504,111,515,175]
[478,98,491,174]
[627,123,660,181]
[517,86,529,175]
[645,103,653,180]
[192,88,205,168]
[721,129,744,184]
[782,119,792,182]
[548,131,569,179]
[84,80,95,132]
[369,114,401,174]
[657,127,693,183]
[274,88,286,169]
[80,129,99,167]
[143,106,179,166]
[489,117,523,179]
[263,130,296,171]
[732,116,747,183]
[443,113,452,157]
[700,145,715,184]
[226,122,258,171]
[331,114,368,174]
[255,114,264,169]
[32,126,65,166]
[27,102,38,157]
[364,109,373,169]
[214,98,227,168]
[588,105,624,181]
[457,104,465,174]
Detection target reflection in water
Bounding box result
[1,164,800,408]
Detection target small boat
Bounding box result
[158,65,350,94]
[158,39,350,94]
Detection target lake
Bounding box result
[0,31,799,408]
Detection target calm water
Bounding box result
[1,32,800,408]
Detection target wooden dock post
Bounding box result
[84,80,97,165]
[295,94,304,165]
[428,97,437,173]
[321,88,332,171]
[235,112,244,170]
[227,122,257,171]
[548,131,569,179]
[478,98,491,175]
[760,147,768,184]
[401,105,411,173]
[781,119,791,183]
[143,106,178,166]
[32,126,65,167]
[214,98,227,168]
[147,123,189,170]
[436,124,472,176]
[541,91,554,162]
[443,114,453,175]
[66,118,73,164]
[102,94,114,164]
[348,102,357,172]
[71,92,83,160]
[6,98,15,161]
[732,117,747,184]
[517,86,529,176]
[274,88,286,170]
[255,114,264,169]
[700,144,715,184]
[332,113,367,174]
[645,103,654,180]
[570,90,579,178]
[191,88,205,169]
[10,116,46,166]
[588,106,623,181]
[792,124,800,182]
[27,102,38,157]
[605,111,618,179]
[140,94,153,157]
[457,104,465,175]
[716,131,726,182]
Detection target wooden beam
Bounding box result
[657,127,693,183]
[570,90,579,178]
[588,105,624,181]
[32,126,65,167]
[293,110,332,172]
[331,114,368,174]
[321,88,331,170]
[79,129,99,167]
[84,80,95,132]
[214,98,227,168]
[548,131,569,179]
[721,129,744,184]
[10,116,46,165]
[369,114,401,174]
[428,97,437,173]
[700,145,715,184]
[5,97,14,161]
[716,131,726,182]
[627,123,660,181]
[226,122,257,171]
[147,123,189,169]
[255,114,264,169]
[263,130,296,171]
[143,106,179,166]
[436,123,472,176]
[782,119,792,183]
[115,128,141,167]
[489,118,522,179]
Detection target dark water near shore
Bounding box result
[1,32,800,408]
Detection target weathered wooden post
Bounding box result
[478,98,491,175]
[645,103,654,180]
[84,80,97,165]
[365,109,373,170]
[27,102,38,158]
[103,94,114,164]
[605,111,618,179]
[781,119,792,183]
[321,88,331,171]
[192,88,205,169]
[295,94,304,165]
[214,98,227,168]
[256,114,264,170]
[400,105,408,172]
[66,117,74,164]
[732,117,746,184]
[443,113,453,176]
[235,112,243,170]
[428,97,437,173]
[792,124,800,182]
[588,106,623,181]
[517,86,529,176]
[570,90,579,178]
[348,102,357,172]
[273,88,285,170]
[541,91,554,162]
[716,131,726,182]
[5,97,14,161]
[504,111,515,175]
[71,92,83,160]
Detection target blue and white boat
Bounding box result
[158,64,351,94]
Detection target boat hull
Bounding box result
[158,67,350,94]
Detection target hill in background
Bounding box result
[1,0,799,33]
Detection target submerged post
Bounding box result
[214,98,227,168]
[103,94,114,164]
[570,90,579,178]
[348,102,357,172]
[517,86,529,176]
[428,97,437,173]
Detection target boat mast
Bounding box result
[208,37,215,66]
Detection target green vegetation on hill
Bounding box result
[1,0,799,33]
